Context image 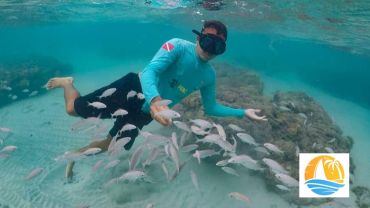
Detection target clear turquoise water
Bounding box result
[0,1,370,208]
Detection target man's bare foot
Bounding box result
[65,161,75,182]
[45,77,74,90]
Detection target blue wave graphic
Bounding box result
[305,179,345,195]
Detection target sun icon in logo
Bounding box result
[304,155,345,196]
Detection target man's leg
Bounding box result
[46,77,80,116]
[65,134,113,180]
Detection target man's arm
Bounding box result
[200,77,245,118]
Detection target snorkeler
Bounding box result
[46,20,267,180]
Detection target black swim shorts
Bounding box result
[74,72,153,150]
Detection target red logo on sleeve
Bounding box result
[162,42,174,52]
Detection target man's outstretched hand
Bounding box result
[150,97,171,126]
[245,109,267,121]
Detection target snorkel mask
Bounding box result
[192,29,226,55]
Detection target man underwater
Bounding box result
[46,20,267,180]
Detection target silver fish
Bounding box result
[154,99,172,106]
[279,106,290,112]
[119,170,146,182]
[328,138,336,143]
[11,95,17,100]
[169,142,180,173]
[173,121,191,132]
[92,159,104,172]
[146,203,154,208]
[236,133,258,146]
[104,159,120,170]
[228,192,250,205]
[129,145,144,170]
[190,119,213,130]
[171,132,179,151]
[136,92,145,100]
[213,123,226,141]
[161,162,169,180]
[181,144,198,153]
[254,146,270,156]
[119,124,137,134]
[155,109,181,119]
[190,170,200,191]
[0,145,17,153]
[111,109,128,118]
[140,131,169,144]
[222,166,240,177]
[103,178,118,189]
[325,147,335,153]
[190,125,209,136]
[216,159,229,166]
[179,132,188,147]
[54,151,86,162]
[110,137,131,156]
[82,148,101,156]
[264,143,284,154]
[192,149,219,164]
[29,91,38,97]
[97,88,116,99]
[228,154,262,171]
[262,158,289,174]
[87,102,106,109]
[25,168,44,180]
[276,184,290,191]
[275,173,299,187]
[127,90,137,100]
[0,127,11,133]
[228,124,245,132]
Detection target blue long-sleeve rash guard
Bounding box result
[140,38,245,118]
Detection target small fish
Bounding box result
[92,159,104,172]
[25,168,44,180]
[190,119,213,130]
[104,159,120,170]
[228,154,262,171]
[111,109,128,118]
[169,142,180,173]
[136,93,145,100]
[119,170,146,182]
[275,173,299,187]
[11,95,17,100]
[87,102,107,109]
[276,184,290,191]
[103,178,118,189]
[146,203,154,208]
[222,166,240,177]
[325,147,335,153]
[262,158,289,174]
[213,123,226,141]
[54,151,86,162]
[155,109,181,120]
[179,132,188,147]
[254,146,270,156]
[161,162,169,180]
[140,131,169,144]
[181,144,198,153]
[190,125,209,136]
[97,88,116,99]
[169,162,187,182]
[171,132,179,151]
[190,170,200,191]
[173,121,191,132]
[0,145,17,153]
[264,143,284,154]
[0,127,11,133]
[328,138,336,143]
[22,89,30,93]
[228,124,245,132]
[216,159,229,166]
[0,138,3,145]
[119,124,136,134]
[129,145,144,170]
[279,106,290,112]
[228,192,250,205]
[192,149,219,164]
[29,91,38,97]
[154,99,172,106]
[237,133,258,146]
[110,137,131,156]
[82,148,101,156]
[126,90,137,100]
